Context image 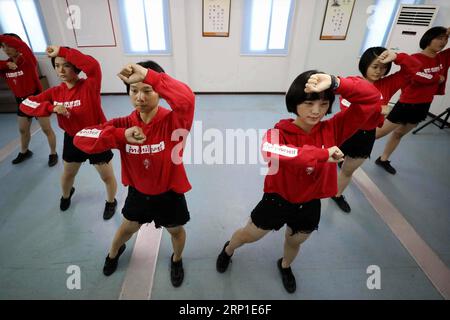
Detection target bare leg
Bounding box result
[336,157,366,197]
[375,119,399,139]
[108,218,141,258]
[380,123,417,161]
[282,226,311,267]
[225,219,271,256]
[37,116,57,154]
[94,161,117,202]
[61,161,82,197]
[17,116,32,153]
[166,226,186,262]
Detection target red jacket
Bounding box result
[399,48,450,103]
[0,35,42,98]
[340,53,422,130]
[263,77,381,203]
[19,47,107,136]
[73,69,195,195]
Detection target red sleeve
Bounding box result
[395,52,422,75]
[412,71,441,84]
[261,128,329,169]
[335,76,381,105]
[330,76,382,145]
[376,53,422,104]
[0,35,37,66]
[74,125,126,154]
[143,69,195,130]
[411,52,441,84]
[439,47,450,68]
[58,47,101,92]
[19,88,55,117]
[437,48,450,95]
[103,116,133,128]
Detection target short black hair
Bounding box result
[420,26,447,49]
[51,47,81,74]
[285,70,335,115]
[359,46,392,78]
[124,60,165,94]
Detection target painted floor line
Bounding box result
[354,168,450,300]
[0,123,41,163]
[119,222,163,300]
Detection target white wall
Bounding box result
[185,0,290,92]
[38,0,179,93]
[302,0,372,77]
[32,0,449,117]
[37,0,378,93]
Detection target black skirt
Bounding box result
[339,129,376,159]
[386,101,431,125]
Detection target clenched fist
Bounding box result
[125,126,146,144]
[117,64,148,84]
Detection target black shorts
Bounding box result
[15,92,39,119]
[251,193,321,235]
[339,129,376,159]
[387,102,431,125]
[122,186,190,227]
[63,132,113,164]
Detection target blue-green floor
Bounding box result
[0,95,448,299]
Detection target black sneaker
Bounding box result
[12,150,33,164]
[216,241,232,273]
[375,157,396,175]
[170,254,184,287]
[103,244,126,276]
[331,195,351,213]
[60,187,75,211]
[277,258,296,293]
[48,153,58,167]
[103,198,117,220]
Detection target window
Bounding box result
[0,0,49,54]
[118,0,172,54]
[360,0,424,54]
[241,0,295,55]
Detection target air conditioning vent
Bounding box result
[396,6,437,26]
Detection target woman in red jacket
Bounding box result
[215,71,381,293]
[331,48,421,213]
[375,26,450,175]
[73,61,195,288]
[0,33,57,166]
[19,46,118,219]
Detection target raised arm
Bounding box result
[0,34,37,67]
[118,63,195,130]
[330,76,382,145]
[376,51,422,104]
[47,45,101,91]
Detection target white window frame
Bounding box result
[118,0,172,55]
[0,0,49,54]
[241,0,295,56]
[360,0,424,55]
